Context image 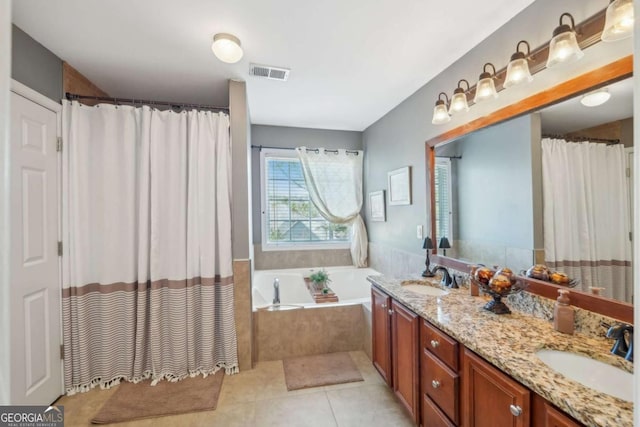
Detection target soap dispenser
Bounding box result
[553,289,575,334]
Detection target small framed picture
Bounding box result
[369,190,386,222]
[387,166,411,206]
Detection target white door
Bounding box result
[9,91,61,404]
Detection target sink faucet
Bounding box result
[605,322,633,362]
[432,266,458,288]
[273,278,280,305]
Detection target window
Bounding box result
[260,149,350,250]
[434,157,453,242]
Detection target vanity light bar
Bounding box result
[431,5,631,125]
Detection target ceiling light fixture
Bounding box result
[449,80,470,115]
[602,0,634,42]
[432,92,451,125]
[474,63,498,103]
[580,88,611,107]
[546,13,584,68]
[211,33,244,64]
[504,41,533,88]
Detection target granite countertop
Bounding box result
[368,275,634,427]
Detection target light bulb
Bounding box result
[432,103,451,125]
[602,0,634,42]
[449,92,469,114]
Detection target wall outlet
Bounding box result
[417,225,423,239]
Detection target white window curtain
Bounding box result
[542,138,632,302]
[295,147,368,267]
[61,100,238,394]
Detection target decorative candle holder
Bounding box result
[472,278,527,315]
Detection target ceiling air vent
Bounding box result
[249,63,290,81]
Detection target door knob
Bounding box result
[509,404,522,417]
[431,380,441,389]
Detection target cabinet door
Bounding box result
[392,300,420,424]
[463,349,530,427]
[371,287,392,385]
[532,394,581,427]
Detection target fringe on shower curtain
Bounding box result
[61,101,238,394]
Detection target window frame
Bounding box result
[259,148,351,251]
[434,157,454,243]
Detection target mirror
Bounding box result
[429,59,633,307]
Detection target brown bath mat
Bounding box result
[91,370,224,424]
[283,352,364,391]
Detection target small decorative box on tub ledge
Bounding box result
[303,270,339,303]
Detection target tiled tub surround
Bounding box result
[252,266,378,362]
[253,244,352,270]
[253,303,368,361]
[368,275,633,427]
[368,242,426,278]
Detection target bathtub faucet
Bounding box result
[273,278,280,305]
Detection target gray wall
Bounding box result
[11,25,62,102]
[445,115,535,249]
[251,124,362,244]
[363,0,632,259]
[229,80,253,259]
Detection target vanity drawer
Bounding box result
[423,349,459,424]
[422,394,456,427]
[421,319,459,371]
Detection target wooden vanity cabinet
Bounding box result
[371,287,420,424]
[463,348,531,427]
[531,394,581,427]
[371,286,392,385]
[421,320,460,426]
[391,300,420,423]
[371,285,582,427]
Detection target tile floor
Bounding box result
[55,351,415,426]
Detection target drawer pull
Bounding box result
[509,404,522,417]
[381,303,386,308]
[388,309,393,315]
[430,339,440,348]
[431,380,441,389]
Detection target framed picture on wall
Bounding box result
[387,166,411,205]
[369,190,386,222]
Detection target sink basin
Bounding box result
[401,283,448,297]
[535,349,633,402]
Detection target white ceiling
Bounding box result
[12,0,536,131]
[540,77,633,134]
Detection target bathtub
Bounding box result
[252,265,379,361]
[252,266,380,310]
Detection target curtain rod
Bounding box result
[542,134,621,145]
[65,92,230,112]
[251,144,360,155]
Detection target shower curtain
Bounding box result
[296,147,368,267]
[61,101,238,394]
[541,138,632,302]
